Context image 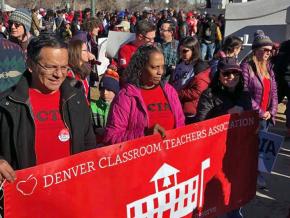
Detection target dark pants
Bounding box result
[259,119,271,131]
[285,100,290,128]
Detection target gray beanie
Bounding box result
[9,8,32,32]
[252,30,273,50]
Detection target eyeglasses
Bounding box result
[8,21,22,28]
[36,61,68,74]
[181,49,191,54]
[221,70,240,78]
[141,34,155,43]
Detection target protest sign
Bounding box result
[106,31,135,58]
[258,131,284,173]
[4,112,259,218]
[96,38,110,75]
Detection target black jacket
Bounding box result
[198,21,217,44]
[0,71,97,170]
[194,81,252,122]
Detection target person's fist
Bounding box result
[0,160,16,183]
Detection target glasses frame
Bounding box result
[221,70,240,78]
[8,21,22,28]
[141,34,155,43]
[36,61,69,74]
[260,48,272,53]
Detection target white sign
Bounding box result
[106,31,135,59]
[97,38,110,75]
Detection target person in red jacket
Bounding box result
[171,36,212,124]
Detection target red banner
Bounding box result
[4,112,259,218]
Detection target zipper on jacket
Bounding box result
[61,93,77,155]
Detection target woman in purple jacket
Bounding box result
[241,30,278,189]
[241,30,278,130]
[103,45,185,145]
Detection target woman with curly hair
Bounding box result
[103,45,185,145]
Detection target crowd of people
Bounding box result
[0,5,289,218]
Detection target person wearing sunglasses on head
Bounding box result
[170,36,212,124]
[8,8,33,54]
[241,30,278,189]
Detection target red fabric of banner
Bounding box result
[4,112,259,218]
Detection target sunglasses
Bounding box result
[221,70,240,78]
[181,49,191,54]
[9,21,22,28]
[260,48,272,53]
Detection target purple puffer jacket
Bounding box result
[103,83,185,145]
[241,61,278,123]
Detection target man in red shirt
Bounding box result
[0,34,96,184]
[118,20,156,74]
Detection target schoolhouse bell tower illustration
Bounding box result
[126,159,210,218]
[150,163,179,193]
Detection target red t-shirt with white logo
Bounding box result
[29,89,70,165]
[118,42,138,69]
[141,85,175,130]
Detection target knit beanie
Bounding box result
[9,8,32,32]
[99,69,120,94]
[252,30,273,50]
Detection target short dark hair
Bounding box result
[178,36,201,63]
[27,33,67,63]
[161,19,175,33]
[135,20,156,36]
[222,36,243,53]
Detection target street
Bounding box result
[244,104,290,218]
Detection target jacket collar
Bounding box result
[9,70,79,103]
[124,81,166,97]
